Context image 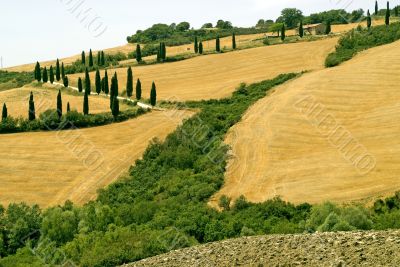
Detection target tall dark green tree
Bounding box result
[136,44,142,63]
[2,103,7,121]
[49,66,54,84]
[89,49,94,67]
[150,82,157,106]
[101,51,106,66]
[216,36,221,52]
[281,24,286,41]
[29,92,35,121]
[85,68,91,94]
[81,51,86,65]
[232,33,236,49]
[194,36,199,53]
[126,67,134,97]
[325,21,331,34]
[56,59,61,81]
[375,1,379,15]
[42,67,48,83]
[110,73,119,109]
[61,63,65,79]
[63,76,69,87]
[95,69,101,95]
[104,70,109,95]
[386,1,390,25]
[367,10,372,28]
[199,42,203,54]
[67,102,71,112]
[112,98,119,117]
[57,90,62,118]
[136,79,142,100]
[395,6,399,17]
[299,21,304,37]
[97,52,101,66]
[83,92,89,115]
[34,62,41,82]
[78,77,83,92]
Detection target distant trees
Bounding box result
[216,36,220,52]
[126,67,133,97]
[279,8,303,28]
[57,90,62,118]
[176,22,190,31]
[89,49,94,67]
[34,62,41,82]
[136,79,142,100]
[29,92,35,121]
[281,24,286,41]
[367,10,372,28]
[194,36,199,53]
[85,68,91,94]
[97,52,101,66]
[299,21,304,37]
[325,21,331,34]
[150,82,157,106]
[202,22,213,28]
[157,42,167,61]
[83,92,89,115]
[232,33,236,49]
[101,51,106,66]
[136,44,142,63]
[104,70,109,95]
[199,42,203,54]
[42,67,48,83]
[78,77,83,93]
[95,69,101,95]
[63,76,69,87]
[61,63,65,79]
[375,1,379,15]
[386,1,390,25]
[56,59,61,81]
[216,20,233,29]
[395,6,399,17]
[81,51,86,65]
[49,66,54,84]
[2,103,7,120]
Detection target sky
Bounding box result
[0,0,387,68]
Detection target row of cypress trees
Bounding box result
[34,59,66,84]
[193,32,237,54]
[81,49,106,67]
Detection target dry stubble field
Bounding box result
[0,109,193,207]
[211,39,400,206]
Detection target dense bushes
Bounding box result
[326,22,400,67]
[64,52,127,75]
[0,70,34,90]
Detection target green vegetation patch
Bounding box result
[0,70,34,90]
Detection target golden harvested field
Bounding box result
[69,37,338,102]
[0,84,127,118]
[211,40,400,206]
[0,109,193,207]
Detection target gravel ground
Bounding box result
[124,230,400,266]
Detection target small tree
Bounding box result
[101,51,106,66]
[216,36,220,52]
[83,92,89,115]
[67,102,71,113]
[281,24,286,41]
[2,103,7,121]
[81,51,86,65]
[136,44,142,63]
[199,42,203,54]
[104,70,109,95]
[95,69,101,95]
[34,62,41,82]
[97,51,101,66]
[56,59,61,81]
[85,68,91,94]
[136,78,142,100]
[386,1,390,25]
[57,90,62,118]
[219,195,231,211]
[150,82,157,106]
[63,76,69,87]
[29,92,35,121]
[49,66,54,84]
[78,77,83,92]
[375,0,379,15]
[299,21,304,37]
[367,10,372,28]
[325,21,331,34]
[89,49,93,67]
[232,32,236,49]
[194,36,199,53]
[61,63,65,79]
[112,97,119,117]
[161,42,167,61]
[42,67,48,83]
[126,67,133,97]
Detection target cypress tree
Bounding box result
[61,63,65,79]
[2,103,7,121]
[49,66,54,84]
[89,49,93,67]
[67,102,71,112]
[110,73,119,109]
[85,68,91,94]
[95,69,101,95]
[281,24,286,41]
[150,82,157,106]
[56,59,61,81]
[112,97,119,117]
[81,51,86,65]
[232,33,236,49]
[299,21,304,38]
[83,92,89,115]
[29,92,35,121]
[126,67,133,97]
[101,77,105,93]
[136,44,142,63]
[157,43,161,61]
[386,1,390,25]
[375,1,379,15]
[78,77,83,92]
[367,10,372,28]
[101,51,106,66]
[161,42,167,60]
[136,78,142,100]
[104,70,109,95]
[42,67,48,83]
[97,52,101,66]
[57,90,62,118]
[199,42,203,54]
[194,36,198,53]
[34,62,41,82]
[325,21,331,34]
[63,76,69,87]
[216,36,220,52]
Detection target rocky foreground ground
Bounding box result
[125,230,400,266]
